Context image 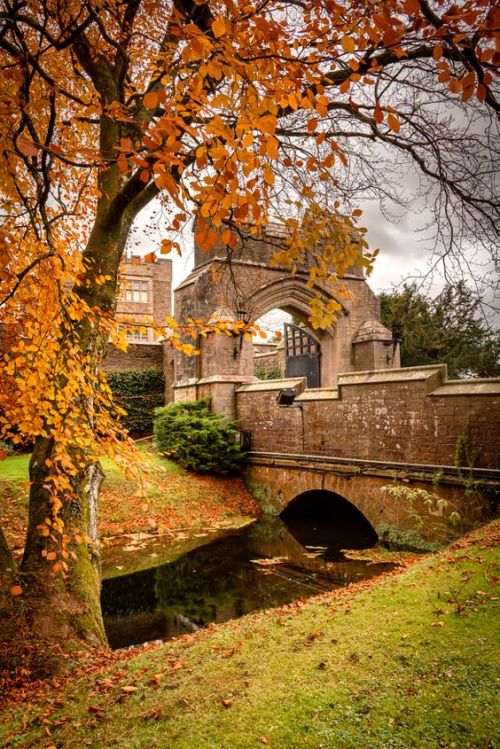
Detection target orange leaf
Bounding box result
[144,91,159,109]
[341,36,355,53]
[373,105,384,124]
[17,138,39,157]
[387,113,400,133]
[307,117,318,133]
[477,84,486,102]
[263,165,275,186]
[10,585,23,596]
[403,0,420,13]
[212,16,226,38]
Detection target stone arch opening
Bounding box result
[249,283,345,387]
[280,490,377,555]
[172,223,396,410]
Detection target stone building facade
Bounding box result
[103,256,173,375]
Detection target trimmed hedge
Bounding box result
[153,397,243,475]
[107,369,165,436]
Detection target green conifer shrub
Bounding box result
[153,397,244,475]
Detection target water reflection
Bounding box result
[102,515,391,649]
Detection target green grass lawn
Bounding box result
[2,523,498,749]
[0,446,177,486]
[0,453,30,483]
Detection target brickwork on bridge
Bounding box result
[236,365,500,469]
[243,461,495,536]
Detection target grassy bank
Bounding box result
[0,449,260,565]
[1,522,498,749]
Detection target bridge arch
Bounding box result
[280,489,378,550]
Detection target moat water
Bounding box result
[102,496,395,649]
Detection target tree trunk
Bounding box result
[0,223,124,677]
[0,439,107,678]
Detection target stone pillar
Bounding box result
[352,319,399,371]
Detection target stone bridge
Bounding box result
[171,224,499,540]
[236,365,500,538]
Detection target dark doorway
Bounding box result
[280,490,377,558]
[284,323,321,388]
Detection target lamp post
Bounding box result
[391,320,403,365]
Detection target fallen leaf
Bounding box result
[121,685,139,693]
[221,698,233,708]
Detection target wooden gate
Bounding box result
[284,323,321,388]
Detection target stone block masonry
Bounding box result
[235,365,500,470]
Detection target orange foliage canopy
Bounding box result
[0,1,497,581]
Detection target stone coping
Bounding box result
[197,375,256,385]
[430,379,500,396]
[337,364,446,387]
[173,379,199,389]
[236,377,305,393]
[296,388,339,401]
[182,256,365,282]
[245,451,500,482]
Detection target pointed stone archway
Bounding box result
[172,223,398,414]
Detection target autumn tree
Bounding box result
[380,282,500,377]
[0,0,498,674]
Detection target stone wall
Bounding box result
[104,343,164,371]
[235,365,500,470]
[243,460,494,534]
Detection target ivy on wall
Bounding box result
[107,369,165,436]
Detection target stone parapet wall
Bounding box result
[235,365,500,470]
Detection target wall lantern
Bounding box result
[233,307,251,360]
[276,388,297,406]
